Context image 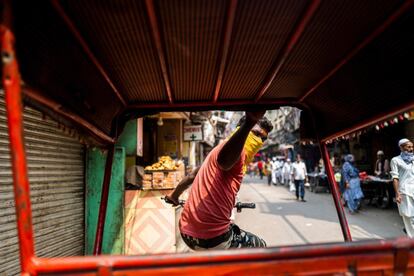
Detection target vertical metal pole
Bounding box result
[93,145,115,255]
[1,26,35,272]
[320,142,352,241]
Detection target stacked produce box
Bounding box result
[144,156,185,189]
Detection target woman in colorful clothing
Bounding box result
[342,154,364,214]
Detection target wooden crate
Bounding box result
[142,180,152,189]
[143,174,152,181]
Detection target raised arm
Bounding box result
[165,166,200,206]
[217,111,265,171]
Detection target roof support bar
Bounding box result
[254,0,321,102]
[212,0,238,103]
[320,142,352,241]
[299,0,414,102]
[23,87,115,145]
[321,102,414,143]
[50,1,127,106]
[145,0,174,104]
[1,24,35,274]
[93,145,115,255]
[127,99,298,111]
[306,102,352,242]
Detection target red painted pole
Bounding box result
[320,142,352,241]
[93,145,115,255]
[1,26,35,273]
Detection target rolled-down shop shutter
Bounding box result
[0,92,85,275]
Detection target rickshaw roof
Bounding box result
[10,0,414,143]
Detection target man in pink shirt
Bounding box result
[167,111,272,250]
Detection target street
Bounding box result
[234,176,405,247]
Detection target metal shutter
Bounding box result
[0,91,85,275]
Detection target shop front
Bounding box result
[324,110,414,208]
[121,113,189,255]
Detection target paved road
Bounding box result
[234,176,405,247]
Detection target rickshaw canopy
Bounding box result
[8,0,414,143]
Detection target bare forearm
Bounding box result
[393,179,399,194]
[170,177,194,199]
[217,121,255,171]
[169,167,199,201]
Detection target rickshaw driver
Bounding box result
[175,110,272,250]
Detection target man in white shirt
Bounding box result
[282,158,292,186]
[375,150,390,178]
[390,138,414,237]
[271,157,283,185]
[292,154,308,202]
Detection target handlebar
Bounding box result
[162,197,256,212]
[235,202,256,213]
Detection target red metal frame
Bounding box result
[321,143,352,241]
[254,0,321,102]
[51,0,127,107]
[212,0,238,103]
[1,25,35,275]
[126,98,299,111]
[304,103,352,242]
[30,238,414,274]
[93,145,115,255]
[299,0,414,102]
[145,0,174,104]
[23,86,115,145]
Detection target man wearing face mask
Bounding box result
[390,138,414,237]
[177,111,272,250]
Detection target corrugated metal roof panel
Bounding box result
[220,0,307,100]
[9,0,414,143]
[158,0,227,101]
[14,1,123,134]
[305,10,414,138]
[264,0,405,99]
[60,0,167,103]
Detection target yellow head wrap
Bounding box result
[227,127,264,174]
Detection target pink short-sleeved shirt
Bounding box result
[179,144,245,239]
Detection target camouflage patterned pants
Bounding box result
[229,224,267,248]
[181,224,266,250]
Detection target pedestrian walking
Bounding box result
[282,158,292,186]
[265,158,272,186]
[292,154,308,202]
[271,157,283,185]
[258,159,264,180]
[390,138,414,237]
[271,157,277,184]
[342,154,364,214]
